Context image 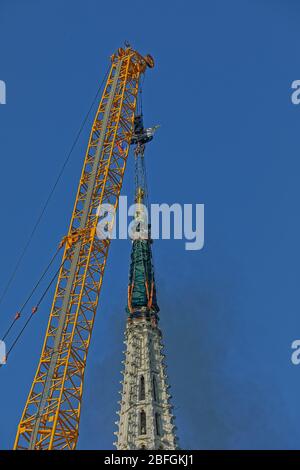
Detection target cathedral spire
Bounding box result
[114,115,178,450]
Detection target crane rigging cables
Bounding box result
[4,258,66,363]
[1,245,61,342]
[0,65,110,310]
[0,244,65,366]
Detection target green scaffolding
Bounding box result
[127,238,159,313]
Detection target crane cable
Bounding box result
[1,244,62,342]
[0,65,110,310]
[138,73,145,116]
[6,258,65,359]
[0,252,66,366]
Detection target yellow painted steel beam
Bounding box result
[14,46,154,450]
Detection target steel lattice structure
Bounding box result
[14,46,154,450]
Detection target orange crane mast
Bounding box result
[14,46,154,450]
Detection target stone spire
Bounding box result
[114,116,178,450]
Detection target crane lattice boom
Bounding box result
[14,46,153,450]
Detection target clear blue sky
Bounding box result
[1,0,300,450]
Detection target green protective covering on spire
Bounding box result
[126,237,159,314]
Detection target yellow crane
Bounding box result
[14,46,154,450]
